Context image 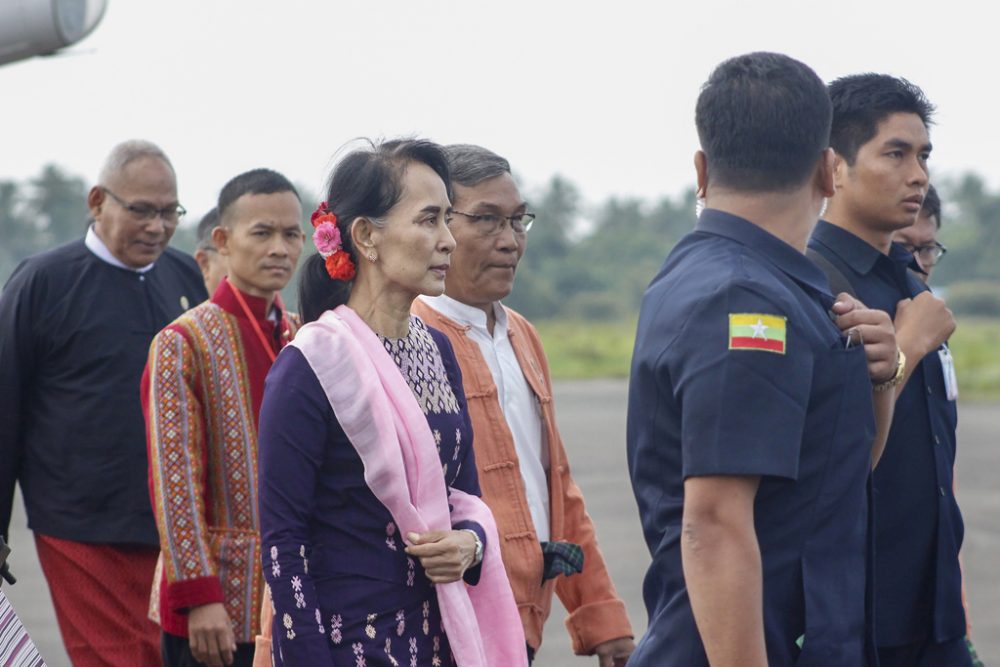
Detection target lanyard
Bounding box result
[228,279,287,364]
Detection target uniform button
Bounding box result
[934,435,941,444]
[926,385,932,395]
[939,486,947,497]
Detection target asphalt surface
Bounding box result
[3,380,997,666]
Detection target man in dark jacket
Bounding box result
[808,74,968,667]
[0,139,206,666]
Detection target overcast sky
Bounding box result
[1,0,994,221]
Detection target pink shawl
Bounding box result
[288,305,527,667]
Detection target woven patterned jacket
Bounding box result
[411,300,633,655]
[141,278,296,642]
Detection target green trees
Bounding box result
[506,181,698,320]
[933,174,1000,284]
[3,163,999,321]
[1,165,89,282]
[928,174,1000,316]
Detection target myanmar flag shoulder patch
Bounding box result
[729,313,787,354]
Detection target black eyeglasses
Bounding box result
[899,241,948,265]
[452,210,535,236]
[102,187,186,223]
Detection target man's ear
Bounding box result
[831,148,849,191]
[817,148,836,198]
[694,150,709,197]
[87,186,105,219]
[211,225,230,257]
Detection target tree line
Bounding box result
[3,165,999,319]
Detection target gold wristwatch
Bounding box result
[874,347,906,392]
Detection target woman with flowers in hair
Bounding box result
[255,139,526,667]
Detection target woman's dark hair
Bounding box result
[299,138,452,323]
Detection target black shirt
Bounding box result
[0,237,207,544]
[809,220,965,646]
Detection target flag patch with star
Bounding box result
[729,313,787,354]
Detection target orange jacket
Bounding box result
[412,301,633,654]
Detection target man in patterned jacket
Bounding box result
[142,169,304,667]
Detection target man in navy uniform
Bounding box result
[627,53,899,667]
[808,74,968,667]
[0,140,207,666]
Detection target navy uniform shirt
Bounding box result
[627,210,877,667]
[0,237,207,545]
[809,220,965,646]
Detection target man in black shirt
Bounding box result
[0,139,207,666]
[808,75,969,667]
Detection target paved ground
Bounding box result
[3,380,998,666]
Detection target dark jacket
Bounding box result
[0,237,206,545]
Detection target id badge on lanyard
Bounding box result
[938,344,959,401]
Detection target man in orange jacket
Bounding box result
[411,144,634,666]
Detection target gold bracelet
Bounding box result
[873,347,906,393]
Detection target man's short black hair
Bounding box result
[217,168,299,222]
[921,184,942,229]
[195,207,219,251]
[828,74,935,165]
[695,52,832,193]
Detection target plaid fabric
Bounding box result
[540,541,584,582]
[0,590,44,667]
[967,637,984,667]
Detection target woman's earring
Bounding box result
[819,197,829,219]
[367,250,378,264]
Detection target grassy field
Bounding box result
[534,319,637,379]
[537,316,1000,400]
[949,318,1000,400]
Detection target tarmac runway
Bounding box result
[3,379,997,666]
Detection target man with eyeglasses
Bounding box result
[0,140,206,666]
[411,144,634,667]
[893,185,983,665]
[808,75,969,666]
[895,184,947,282]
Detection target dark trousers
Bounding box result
[161,631,256,667]
[878,635,973,667]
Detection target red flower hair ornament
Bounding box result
[311,202,356,281]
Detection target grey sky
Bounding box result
[1,0,993,220]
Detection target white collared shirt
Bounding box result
[85,224,155,273]
[420,294,551,541]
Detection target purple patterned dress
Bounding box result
[258,317,484,666]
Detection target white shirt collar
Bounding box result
[419,294,507,336]
[418,293,550,539]
[85,224,155,273]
